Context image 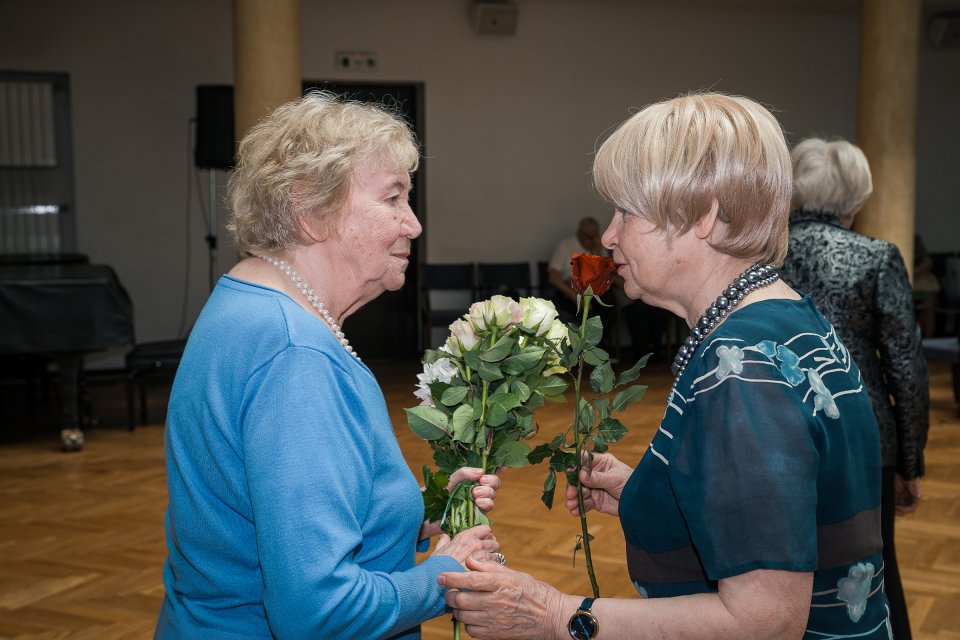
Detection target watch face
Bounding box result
[568,612,599,640]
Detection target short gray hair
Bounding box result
[593,92,792,265]
[227,91,419,253]
[791,137,873,224]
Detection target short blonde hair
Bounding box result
[593,92,792,265]
[227,91,419,253]
[791,137,873,224]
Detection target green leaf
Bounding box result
[597,417,628,443]
[480,335,516,363]
[537,375,568,397]
[405,406,451,440]
[516,412,535,438]
[577,399,595,435]
[612,384,648,412]
[494,440,531,468]
[427,381,452,406]
[451,405,476,443]
[589,361,615,395]
[561,349,579,370]
[512,380,532,402]
[477,359,504,381]
[472,397,484,420]
[500,359,525,377]
[594,397,610,421]
[474,424,488,448]
[486,403,509,427]
[616,353,652,387]
[421,465,450,524]
[528,442,554,465]
[488,391,522,412]
[584,315,603,347]
[433,449,461,475]
[541,469,557,509]
[549,449,577,472]
[583,347,609,366]
[526,390,546,410]
[550,433,565,449]
[462,349,480,370]
[591,435,609,452]
[440,386,469,407]
[567,324,585,356]
[503,347,547,372]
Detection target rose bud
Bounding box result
[570,253,617,296]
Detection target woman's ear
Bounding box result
[694,199,723,241]
[297,209,328,243]
[292,182,331,242]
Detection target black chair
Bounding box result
[421,263,477,348]
[477,262,532,299]
[125,339,186,429]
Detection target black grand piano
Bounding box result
[0,254,134,450]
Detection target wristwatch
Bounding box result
[568,597,599,640]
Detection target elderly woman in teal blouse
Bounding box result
[155,92,501,639]
[441,93,891,639]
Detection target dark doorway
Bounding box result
[302,81,425,359]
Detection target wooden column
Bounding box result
[855,0,921,277]
[233,0,301,143]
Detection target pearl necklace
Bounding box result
[256,255,361,362]
[671,262,779,384]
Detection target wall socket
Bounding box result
[335,51,378,70]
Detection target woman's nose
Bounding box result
[404,205,423,238]
[601,222,616,250]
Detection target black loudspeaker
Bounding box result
[195,85,234,169]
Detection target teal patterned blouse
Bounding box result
[620,297,892,639]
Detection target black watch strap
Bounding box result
[568,597,599,640]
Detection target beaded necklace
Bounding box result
[256,255,361,362]
[670,262,779,385]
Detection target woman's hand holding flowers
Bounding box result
[420,467,502,539]
[563,452,633,517]
[431,525,500,567]
[440,557,568,640]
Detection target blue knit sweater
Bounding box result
[156,276,462,639]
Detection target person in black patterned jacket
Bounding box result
[781,137,929,640]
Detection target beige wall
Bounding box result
[1,0,958,346]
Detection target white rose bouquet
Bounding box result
[407,295,569,535]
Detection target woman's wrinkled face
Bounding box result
[601,209,676,306]
[334,157,422,301]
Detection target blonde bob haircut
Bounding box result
[791,137,873,225]
[227,91,419,253]
[593,92,792,265]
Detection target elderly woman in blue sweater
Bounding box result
[155,92,500,639]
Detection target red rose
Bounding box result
[570,253,617,296]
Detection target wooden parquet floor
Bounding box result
[0,360,957,639]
